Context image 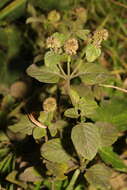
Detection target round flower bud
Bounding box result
[47,10,61,22]
[10,81,28,99]
[64,38,79,55]
[43,97,57,112]
[93,29,109,48]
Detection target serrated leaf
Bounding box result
[75,29,90,40]
[64,108,79,118]
[99,147,127,173]
[26,64,60,83]
[96,122,118,147]
[91,97,127,132]
[85,44,101,62]
[78,97,98,117]
[8,115,35,135]
[79,63,109,85]
[33,127,46,139]
[85,164,112,190]
[71,123,100,160]
[41,138,71,163]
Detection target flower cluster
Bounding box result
[92,29,109,48]
[64,38,79,55]
[46,36,61,53]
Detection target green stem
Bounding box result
[67,56,71,94]
[57,63,67,79]
[70,60,83,79]
[66,169,80,190]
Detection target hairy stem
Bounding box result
[66,169,80,190]
[100,84,127,93]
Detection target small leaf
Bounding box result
[75,29,90,40]
[79,63,109,85]
[85,44,101,62]
[64,108,79,118]
[96,122,118,147]
[46,161,68,180]
[41,138,71,163]
[71,123,100,160]
[33,127,46,139]
[8,115,35,135]
[26,64,60,83]
[44,51,62,67]
[99,146,127,173]
[19,167,42,182]
[78,97,98,117]
[69,88,80,106]
[85,164,112,190]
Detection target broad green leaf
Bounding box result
[33,127,46,139]
[85,164,112,190]
[19,167,42,182]
[41,138,71,163]
[99,147,127,172]
[44,51,62,67]
[46,161,68,180]
[78,97,98,117]
[96,122,118,147]
[79,63,109,85]
[26,64,60,83]
[0,0,27,21]
[69,88,80,106]
[85,44,101,62]
[91,97,127,131]
[64,108,79,118]
[8,115,35,135]
[71,123,100,160]
[75,29,90,40]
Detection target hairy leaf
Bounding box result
[71,123,100,160]
[41,138,71,163]
[79,63,109,85]
[33,127,46,139]
[85,44,101,62]
[85,164,112,190]
[64,108,79,118]
[96,122,118,147]
[26,64,60,83]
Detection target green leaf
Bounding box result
[75,29,90,40]
[44,51,62,67]
[8,115,35,135]
[33,127,46,139]
[85,44,101,62]
[71,123,100,160]
[19,167,42,182]
[96,122,118,147]
[85,164,112,190]
[91,97,127,131]
[79,63,109,85]
[64,108,79,118]
[26,64,60,83]
[78,97,98,117]
[69,88,80,106]
[46,161,68,180]
[41,138,71,163]
[99,146,127,173]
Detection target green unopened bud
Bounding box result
[47,10,61,22]
[43,97,57,112]
[64,38,79,55]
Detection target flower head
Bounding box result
[43,97,57,112]
[64,38,79,55]
[46,36,61,53]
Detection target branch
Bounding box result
[99,84,127,93]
